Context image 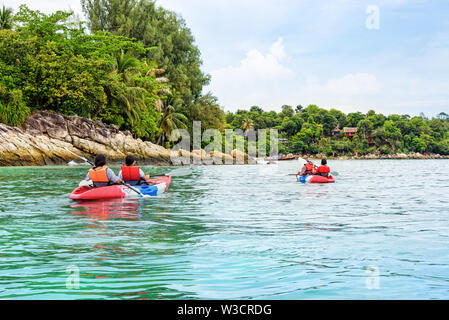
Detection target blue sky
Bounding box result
[3,0,449,116]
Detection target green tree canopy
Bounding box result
[0,5,166,141]
[224,105,448,156]
[81,0,210,108]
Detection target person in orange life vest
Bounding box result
[315,159,331,177]
[299,160,316,176]
[118,155,150,186]
[85,154,122,187]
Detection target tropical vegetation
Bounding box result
[0,3,223,145]
[225,105,449,156]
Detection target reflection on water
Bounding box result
[303,184,330,198]
[70,199,142,221]
[1,160,449,299]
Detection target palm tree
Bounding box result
[99,51,146,125]
[157,96,188,146]
[241,117,254,132]
[0,6,13,29]
[113,50,140,79]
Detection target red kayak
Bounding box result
[298,174,335,183]
[309,174,335,183]
[69,176,171,201]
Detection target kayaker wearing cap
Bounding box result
[299,160,316,176]
[315,159,331,177]
[85,154,122,187]
[118,155,150,186]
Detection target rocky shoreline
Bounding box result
[298,153,449,160]
[0,111,254,166]
[1,111,447,166]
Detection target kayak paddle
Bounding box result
[289,172,339,176]
[65,147,191,177]
[120,182,151,198]
[150,167,191,177]
[64,147,94,166]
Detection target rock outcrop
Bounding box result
[0,111,255,166]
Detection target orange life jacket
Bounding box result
[121,166,141,182]
[316,165,330,177]
[304,162,315,174]
[89,167,109,183]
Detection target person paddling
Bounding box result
[85,154,122,187]
[315,159,331,177]
[118,155,150,186]
[299,159,316,176]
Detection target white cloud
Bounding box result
[269,37,287,61]
[304,73,382,96]
[205,37,295,109]
[206,38,383,112]
[295,73,384,113]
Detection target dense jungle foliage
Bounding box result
[225,105,449,156]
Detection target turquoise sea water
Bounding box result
[0,159,448,299]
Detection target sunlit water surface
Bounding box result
[0,160,448,299]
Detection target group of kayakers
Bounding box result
[298,159,331,177]
[86,154,150,187]
[84,153,330,188]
